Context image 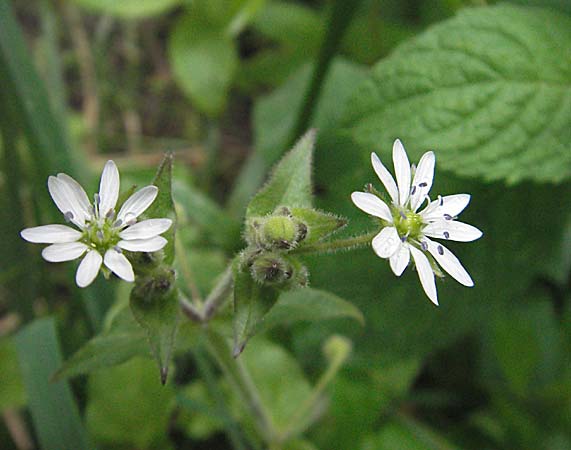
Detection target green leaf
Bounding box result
[342,4,571,183]
[70,0,180,18]
[0,337,26,410]
[256,287,364,334]
[14,318,91,450]
[290,207,347,245]
[86,357,175,449]
[246,130,315,219]
[130,270,180,385]
[169,11,238,117]
[54,307,149,381]
[232,262,279,356]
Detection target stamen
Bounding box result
[105,209,115,220]
[410,186,417,195]
[419,182,428,187]
[96,230,104,241]
[437,245,444,255]
[126,218,137,226]
[113,219,123,228]
[438,195,443,206]
[420,241,428,251]
[444,214,453,220]
[443,231,450,239]
[89,205,95,216]
[399,211,407,220]
[114,245,122,253]
[64,211,74,222]
[94,193,100,205]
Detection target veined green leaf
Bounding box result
[290,207,347,245]
[246,130,315,219]
[70,0,180,18]
[14,318,91,450]
[342,4,571,184]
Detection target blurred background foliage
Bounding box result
[1,0,570,449]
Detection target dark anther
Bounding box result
[105,209,115,219]
[96,230,104,240]
[64,211,74,222]
[401,235,407,243]
[114,246,123,253]
[419,182,428,187]
[400,211,407,220]
[443,231,450,239]
[410,186,417,195]
[444,214,453,220]
[421,241,428,251]
[437,245,444,255]
[113,219,123,228]
[438,195,443,206]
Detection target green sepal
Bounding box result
[232,259,279,357]
[290,207,347,245]
[140,153,177,266]
[130,266,180,385]
[246,130,315,219]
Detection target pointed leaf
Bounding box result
[130,267,180,384]
[290,207,347,245]
[246,130,315,219]
[255,288,364,335]
[232,262,279,356]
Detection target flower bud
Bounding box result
[250,252,293,285]
[262,216,299,250]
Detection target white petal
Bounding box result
[410,151,435,212]
[372,227,401,259]
[119,218,172,240]
[57,174,91,220]
[389,244,410,276]
[76,250,103,287]
[117,236,167,252]
[409,246,438,305]
[117,186,158,223]
[351,192,393,222]
[423,220,483,242]
[426,239,473,287]
[393,139,411,206]
[98,160,120,217]
[421,194,471,221]
[48,176,86,227]
[371,152,398,204]
[21,224,82,244]
[104,249,134,282]
[42,242,88,262]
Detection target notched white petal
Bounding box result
[48,176,84,227]
[98,160,120,217]
[426,239,473,287]
[117,236,167,252]
[424,220,483,242]
[117,185,158,222]
[389,244,410,276]
[76,250,103,287]
[392,139,411,206]
[104,249,134,282]
[351,192,393,222]
[372,226,401,259]
[410,151,435,212]
[119,218,172,240]
[410,246,438,305]
[371,152,398,204]
[56,173,91,219]
[42,242,88,262]
[21,224,81,244]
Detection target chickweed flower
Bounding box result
[21,161,172,288]
[351,139,482,305]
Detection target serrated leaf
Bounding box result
[169,11,238,117]
[342,4,571,184]
[255,288,364,335]
[130,267,180,384]
[232,263,279,356]
[290,207,347,245]
[246,130,315,219]
[70,0,180,18]
[54,308,148,381]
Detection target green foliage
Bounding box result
[342,4,571,183]
[14,318,91,450]
[0,338,26,410]
[86,357,175,449]
[70,0,180,18]
[290,207,347,245]
[169,10,238,117]
[246,130,315,218]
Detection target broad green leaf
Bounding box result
[290,207,347,245]
[246,130,315,219]
[177,383,227,440]
[0,338,26,410]
[70,0,180,18]
[255,287,364,334]
[86,357,175,449]
[342,4,571,183]
[14,318,91,450]
[169,11,238,117]
[54,308,149,380]
[232,262,279,356]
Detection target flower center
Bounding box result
[82,216,121,253]
[393,209,423,241]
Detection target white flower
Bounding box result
[20,161,172,288]
[351,139,482,305]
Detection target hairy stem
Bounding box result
[293,230,377,255]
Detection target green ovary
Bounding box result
[393,210,423,241]
[82,220,120,253]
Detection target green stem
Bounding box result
[293,230,377,255]
[202,265,234,320]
